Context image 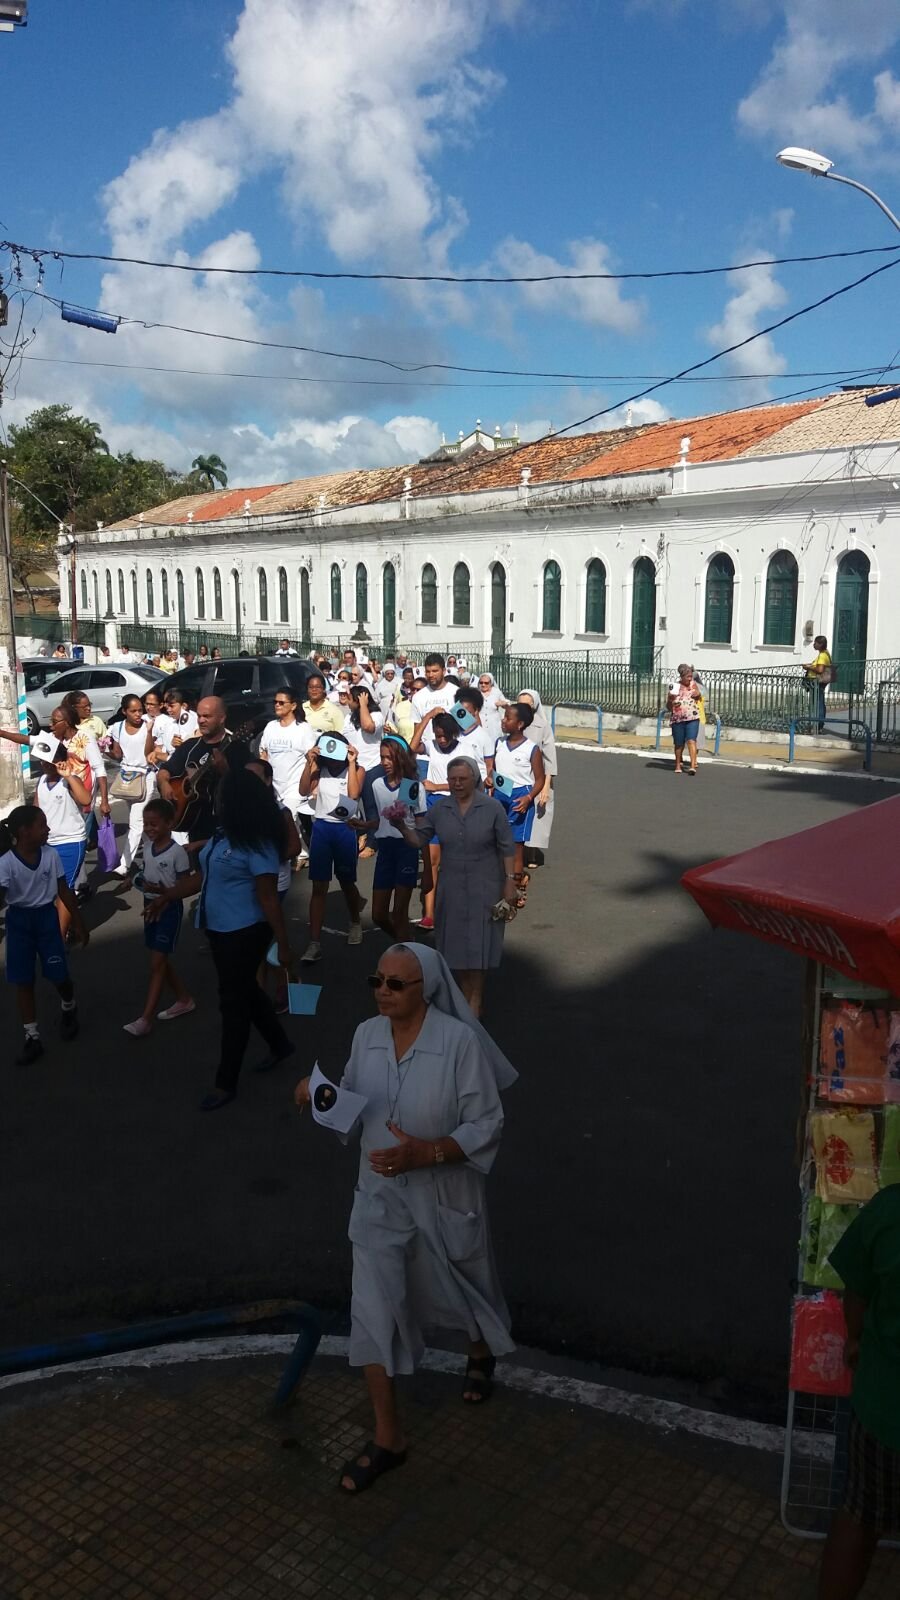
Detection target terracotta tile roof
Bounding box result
[565,399,827,481]
[738,388,900,457]
[189,485,280,521]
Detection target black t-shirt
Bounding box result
[162,733,246,841]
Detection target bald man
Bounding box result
[158,696,246,845]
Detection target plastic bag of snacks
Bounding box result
[819,1004,889,1105]
[812,1110,878,1204]
[789,1292,852,1395]
[803,1195,857,1288]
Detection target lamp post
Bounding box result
[775,147,900,234]
[62,525,78,645]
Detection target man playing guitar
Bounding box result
[157,696,246,846]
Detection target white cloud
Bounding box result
[705,255,788,402]
[494,237,643,334]
[226,412,442,484]
[737,0,900,164]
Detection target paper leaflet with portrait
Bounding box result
[308,1061,368,1134]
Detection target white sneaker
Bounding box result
[123,1017,152,1037]
[347,922,363,947]
[157,998,196,1021]
[301,940,322,963]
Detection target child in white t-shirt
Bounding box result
[297,733,365,962]
[123,797,195,1037]
[0,803,88,1063]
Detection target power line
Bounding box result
[17,350,900,391]
[6,237,900,284]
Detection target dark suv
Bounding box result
[161,655,315,744]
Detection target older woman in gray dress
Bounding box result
[293,942,517,1493]
[403,754,516,1018]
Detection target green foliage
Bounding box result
[190,453,228,490]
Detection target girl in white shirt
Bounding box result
[0,803,87,1064]
[492,703,545,901]
[152,688,199,757]
[34,752,92,942]
[109,694,157,876]
[259,688,316,864]
[343,684,385,774]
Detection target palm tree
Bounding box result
[191,453,228,491]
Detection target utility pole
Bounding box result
[0,459,25,813]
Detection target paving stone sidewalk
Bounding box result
[1,1354,898,1600]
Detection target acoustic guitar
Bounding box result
[167,735,233,831]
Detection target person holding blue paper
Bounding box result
[298,733,366,963]
[360,735,428,943]
[491,704,544,906]
[293,942,517,1495]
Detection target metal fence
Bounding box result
[41,608,900,746]
[15,612,106,648]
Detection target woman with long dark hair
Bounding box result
[108,694,156,876]
[362,735,428,942]
[145,761,298,1111]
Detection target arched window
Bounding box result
[542,559,562,632]
[146,571,155,616]
[117,569,125,614]
[356,562,368,623]
[763,551,798,646]
[161,569,169,616]
[421,563,438,625]
[196,569,206,620]
[278,566,288,624]
[584,559,606,633]
[300,568,311,643]
[452,562,471,626]
[704,553,735,643]
[79,570,88,610]
[105,570,113,616]
[330,563,342,620]
[213,567,223,618]
[258,567,268,622]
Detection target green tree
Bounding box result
[190,453,228,490]
[8,403,116,533]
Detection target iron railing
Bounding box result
[16,612,106,648]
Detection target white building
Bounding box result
[60,391,900,680]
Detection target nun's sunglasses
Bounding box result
[367,974,423,991]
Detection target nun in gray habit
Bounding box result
[297,941,516,1493]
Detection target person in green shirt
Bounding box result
[818,1186,900,1598]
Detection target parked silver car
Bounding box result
[25,663,165,734]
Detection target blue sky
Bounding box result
[1,0,899,485]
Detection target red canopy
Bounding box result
[682,793,900,992]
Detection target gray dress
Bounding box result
[416,791,514,970]
[341,1008,515,1376]
[529,716,557,852]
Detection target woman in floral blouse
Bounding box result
[667,663,703,777]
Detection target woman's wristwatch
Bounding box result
[433,1141,445,1165]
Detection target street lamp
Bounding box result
[775,147,900,234]
[62,524,78,646]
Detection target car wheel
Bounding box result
[26,709,39,736]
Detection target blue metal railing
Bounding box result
[0,1299,321,1413]
[550,702,603,745]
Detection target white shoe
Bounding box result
[157,998,196,1021]
[301,940,322,962]
[123,1017,152,1037]
[347,922,363,947]
[114,864,131,877]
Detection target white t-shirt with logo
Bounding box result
[141,837,191,891]
[259,719,316,805]
[455,722,493,781]
[371,774,427,840]
[494,736,537,791]
[36,776,88,846]
[313,770,359,825]
[0,844,65,908]
[411,682,458,749]
[425,745,456,790]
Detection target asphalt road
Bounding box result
[0,750,888,1406]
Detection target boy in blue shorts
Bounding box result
[0,803,87,1063]
[492,703,545,903]
[298,732,366,962]
[123,797,195,1037]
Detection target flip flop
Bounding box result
[462,1354,496,1404]
[339,1440,407,1494]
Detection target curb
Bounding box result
[556,740,900,785]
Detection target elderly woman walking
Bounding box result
[293,942,517,1493]
[401,753,516,1017]
[667,662,703,776]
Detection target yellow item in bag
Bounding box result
[812,1109,878,1204]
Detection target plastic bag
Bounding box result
[812,1110,878,1204]
[819,1004,889,1104]
[803,1196,856,1289]
[880,1105,900,1190]
[96,814,119,873]
[789,1292,852,1395]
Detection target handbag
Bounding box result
[111,766,147,803]
[97,814,120,873]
